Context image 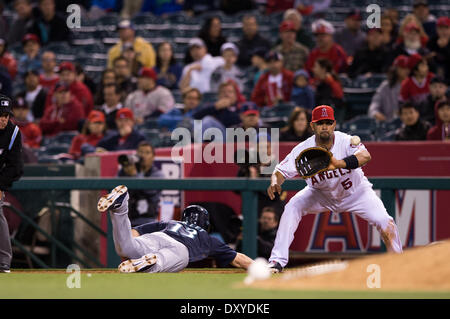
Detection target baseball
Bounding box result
[247,258,271,281]
[351,135,361,146]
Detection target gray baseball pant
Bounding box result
[109,206,189,273]
[0,196,11,268]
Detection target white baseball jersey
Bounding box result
[269,131,403,267]
[275,131,372,201]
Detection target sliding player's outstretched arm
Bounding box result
[230,252,254,270]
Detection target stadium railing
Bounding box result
[8,177,450,268]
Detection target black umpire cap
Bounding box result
[0,94,12,116]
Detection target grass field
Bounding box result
[1,269,449,299]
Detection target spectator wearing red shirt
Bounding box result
[96,108,146,152]
[427,99,450,141]
[400,53,434,105]
[305,19,348,74]
[266,0,293,14]
[40,82,85,136]
[69,110,107,159]
[311,58,344,121]
[0,38,17,80]
[45,62,93,116]
[39,50,59,90]
[11,96,42,148]
[251,51,294,107]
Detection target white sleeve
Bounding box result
[344,135,368,157]
[274,148,299,179]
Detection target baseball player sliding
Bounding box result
[267,105,403,273]
[98,185,253,273]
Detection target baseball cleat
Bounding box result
[118,254,157,273]
[97,185,128,212]
[268,261,283,273]
[0,264,10,273]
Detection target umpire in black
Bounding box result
[0,94,24,273]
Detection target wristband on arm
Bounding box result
[343,155,359,169]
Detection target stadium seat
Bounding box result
[202,92,217,103]
[172,90,183,103]
[166,11,191,24]
[383,118,403,132]
[76,42,108,60]
[339,75,354,88]
[37,156,61,164]
[132,14,167,30]
[96,14,120,30]
[71,30,97,46]
[353,75,387,89]
[138,118,160,130]
[42,131,78,147]
[379,130,397,141]
[341,115,377,134]
[140,129,175,147]
[344,92,373,118]
[260,103,296,128]
[98,29,120,46]
[346,129,375,142]
[38,143,71,156]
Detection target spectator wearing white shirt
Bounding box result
[125,67,175,124]
[179,38,225,93]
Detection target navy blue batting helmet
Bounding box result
[181,205,210,231]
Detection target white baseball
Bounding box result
[247,258,271,281]
[351,135,361,146]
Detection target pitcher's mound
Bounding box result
[252,241,450,291]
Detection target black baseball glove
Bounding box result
[295,147,332,179]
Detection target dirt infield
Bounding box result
[251,241,450,292]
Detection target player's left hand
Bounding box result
[327,156,344,171]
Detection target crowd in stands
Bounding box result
[0,0,448,167]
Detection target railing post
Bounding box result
[48,192,57,267]
[380,188,396,252]
[241,189,258,259]
[107,213,121,268]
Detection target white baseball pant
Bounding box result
[270,185,403,267]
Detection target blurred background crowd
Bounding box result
[0,0,449,166]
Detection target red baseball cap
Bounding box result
[311,105,335,123]
[239,102,259,116]
[138,67,157,81]
[54,82,70,93]
[407,53,423,69]
[393,55,410,68]
[404,22,420,33]
[22,33,40,45]
[116,107,134,120]
[58,61,76,73]
[87,110,105,123]
[279,20,296,32]
[437,17,450,27]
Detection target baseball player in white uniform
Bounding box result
[267,105,403,272]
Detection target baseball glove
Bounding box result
[295,147,332,179]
